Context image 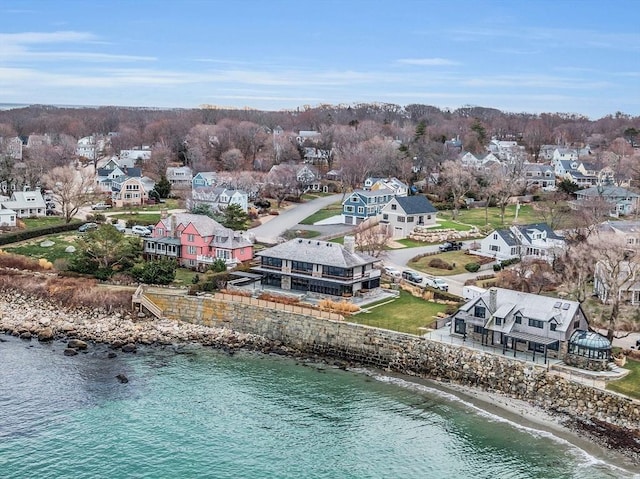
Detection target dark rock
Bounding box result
[19,332,32,340]
[109,340,126,350]
[38,327,54,342]
[107,352,117,359]
[116,374,129,384]
[64,348,78,356]
[68,339,88,350]
[121,343,137,353]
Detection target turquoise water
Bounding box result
[0,335,636,479]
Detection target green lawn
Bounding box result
[173,267,199,285]
[349,291,449,335]
[109,212,162,226]
[607,358,640,400]
[433,219,475,232]
[438,204,544,230]
[299,202,343,225]
[282,229,321,240]
[409,250,486,276]
[21,217,68,228]
[4,233,79,263]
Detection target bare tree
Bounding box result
[354,218,392,258]
[264,164,302,207]
[42,165,96,223]
[220,148,245,171]
[439,160,476,219]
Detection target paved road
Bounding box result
[249,194,343,244]
[384,241,480,297]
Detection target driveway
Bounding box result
[250,194,344,244]
[384,240,483,298]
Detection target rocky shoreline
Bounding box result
[1,289,639,470]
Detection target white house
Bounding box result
[0,207,17,227]
[523,163,556,191]
[0,190,47,218]
[166,166,193,189]
[189,187,249,213]
[474,223,565,262]
[379,195,438,238]
[573,186,640,217]
[364,177,409,197]
[119,148,151,163]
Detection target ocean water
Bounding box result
[0,335,636,479]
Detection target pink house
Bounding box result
[142,213,253,270]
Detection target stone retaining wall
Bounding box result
[145,291,640,430]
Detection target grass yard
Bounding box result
[438,204,545,230]
[4,233,80,263]
[409,250,486,276]
[395,238,431,248]
[349,290,449,335]
[109,212,162,226]
[173,267,199,286]
[21,217,68,228]
[299,202,343,225]
[432,218,475,232]
[606,358,640,400]
[282,229,321,240]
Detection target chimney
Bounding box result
[171,215,177,238]
[343,235,355,254]
[489,287,497,312]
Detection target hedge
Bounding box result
[0,221,84,246]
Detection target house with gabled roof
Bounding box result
[379,195,438,238]
[251,236,380,297]
[192,172,218,189]
[0,206,17,227]
[342,188,394,225]
[143,212,253,270]
[96,165,132,193]
[0,190,46,218]
[189,187,249,213]
[573,185,640,217]
[450,287,591,362]
[368,177,409,197]
[111,174,155,207]
[166,166,193,189]
[0,136,23,160]
[523,163,556,191]
[474,223,565,262]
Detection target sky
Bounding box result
[1,0,639,119]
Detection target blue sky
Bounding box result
[1,0,639,118]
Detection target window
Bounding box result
[493,233,498,240]
[529,319,544,329]
[345,205,354,213]
[398,217,405,222]
[495,317,502,326]
[156,228,163,236]
[407,216,414,222]
[550,323,557,331]
[391,204,397,210]
[490,245,500,252]
[262,257,282,268]
[187,234,195,242]
[357,206,364,214]
[382,214,388,220]
[474,306,486,318]
[515,315,522,324]
[573,320,580,329]
[187,246,196,255]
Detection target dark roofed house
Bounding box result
[379,195,438,238]
[251,236,381,297]
[474,223,565,262]
[450,287,609,369]
[573,185,640,217]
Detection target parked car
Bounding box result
[424,276,449,292]
[113,223,126,233]
[439,241,463,252]
[78,222,98,233]
[254,199,272,209]
[131,225,152,236]
[402,270,423,284]
[91,202,112,210]
[383,265,402,279]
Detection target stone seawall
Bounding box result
[146,291,640,430]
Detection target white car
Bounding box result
[383,265,402,278]
[424,276,449,292]
[91,202,112,210]
[131,225,151,236]
[113,223,126,233]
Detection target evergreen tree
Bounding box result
[154,175,172,198]
[220,203,249,230]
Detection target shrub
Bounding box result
[130,258,177,285]
[126,219,136,228]
[318,298,359,315]
[464,262,480,272]
[207,258,227,273]
[428,258,453,270]
[493,263,502,272]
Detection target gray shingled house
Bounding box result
[251,236,381,297]
[379,195,438,238]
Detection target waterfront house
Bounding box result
[192,172,218,189]
[251,236,380,297]
[342,188,394,225]
[166,166,193,189]
[189,187,249,213]
[474,223,565,262]
[523,163,556,191]
[379,195,438,238]
[450,287,591,362]
[143,212,253,270]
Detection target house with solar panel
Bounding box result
[449,287,606,365]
